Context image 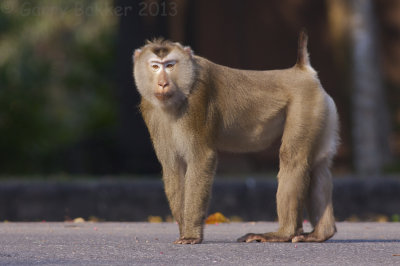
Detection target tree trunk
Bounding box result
[350,0,391,177]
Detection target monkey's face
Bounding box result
[134,43,195,109]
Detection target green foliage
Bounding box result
[392,214,400,222]
[0,0,117,174]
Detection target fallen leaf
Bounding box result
[88,216,100,222]
[391,214,400,222]
[376,215,389,223]
[205,212,230,224]
[148,216,163,223]
[73,217,85,223]
[165,215,174,223]
[229,216,243,222]
[346,215,360,222]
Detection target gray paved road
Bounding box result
[0,222,399,265]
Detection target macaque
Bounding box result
[133,30,339,244]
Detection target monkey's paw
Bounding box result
[237,233,291,243]
[173,237,202,244]
[291,232,331,243]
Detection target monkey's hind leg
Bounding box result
[237,145,311,243]
[238,99,321,243]
[237,159,308,243]
[292,158,336,243]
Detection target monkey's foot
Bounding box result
[237,233,292,243]
[173,237,202,244]
[291,232,333,243]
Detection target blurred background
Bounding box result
[0,0,399,221]
[1,0,399,177]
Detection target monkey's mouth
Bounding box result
[155,91,173,101]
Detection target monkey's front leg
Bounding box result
[162,159,186,241]
[174,151,217,244]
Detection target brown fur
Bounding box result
[134,31,339,244]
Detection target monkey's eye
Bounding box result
[151,64,160,71]
[166,63,175,70]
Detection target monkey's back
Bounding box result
[195,57,326,153]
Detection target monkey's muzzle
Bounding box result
[155,91,173,101]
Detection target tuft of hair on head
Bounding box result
[144,37,190,59]
[145,37,171,46]
[139,38,194,59]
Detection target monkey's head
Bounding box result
[133,39,196,108]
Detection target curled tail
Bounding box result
[295,28,310,68]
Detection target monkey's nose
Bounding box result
[158,81,169,89]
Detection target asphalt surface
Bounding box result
[0,222,399,265]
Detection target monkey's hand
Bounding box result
[173,237,202,244]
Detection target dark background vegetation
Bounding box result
[0,0,399,178]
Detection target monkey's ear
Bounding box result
[133,49,142,61]
[184,46,194,57]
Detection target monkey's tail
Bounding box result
[295,28,310,68]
